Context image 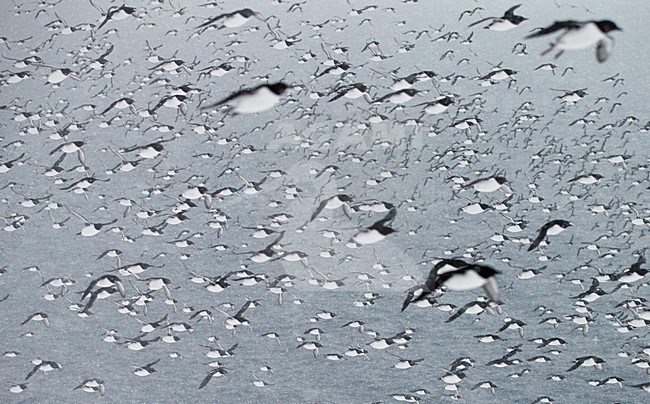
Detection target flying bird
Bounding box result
[201,83,289,114]
[528,220,572,252]
[196,9,262,30]
[525,20,621,62]
[402,260,500,311]
[350,208,397,245]
[310,195,354,222]
[468,4,527,31]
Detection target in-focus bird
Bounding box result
[468,4,527,31]
[528,220,572,252]
[96,5,138,31]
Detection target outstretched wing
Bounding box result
[310,199,329,222]
[525,21,581,39]
[80,278,99,301]
[504,4,522,19]
[468,17,494,28]
[199,369,216,389]
[373,208,397,228]
[196,13,229,29]
[200,86,258,111]
[527,227,547,251]
[25,364,40,380]
[327,87,349,103]
[445,304,469,323]
[401,285,423,312]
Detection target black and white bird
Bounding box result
[350,208,397,245]
[198,367,228,389]
[328,83,371,103]
[525,20,622,62]
[402,260,500,311]
[310,195,354,222]
[25,359,62,380]
[566,356,605,371]
[468,4,528,31]
[196,9,261,31]
[96,5,138,31]
[372,89,420,104]
[463,176,512,194]
[202,83,289,114]
[528,220,572,252]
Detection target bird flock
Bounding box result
[0,0,648,402]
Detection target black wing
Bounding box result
[525,21,582,39]
[372,208,397,228]
[145,358,161,368]
[96,8,119,31]
[401,285,424,312]
[200,85,260,110]
[468,17,494,28]
[527,227,547,251]
[80,278,100,301]
[310,199,329,221]
[445,303,470,323]
[25,364,40,380]
[504,4,522,19]
[196,13,230,29]
[199,369,217,389]
[327,85,352,102]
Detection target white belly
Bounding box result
[233,88,279,114]
[557,24,603,49]
[424,103,448,115]
[443,271,487,291]
[224,14,248,28]
[489,20,516,31]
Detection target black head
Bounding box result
[239,9,258,18]
[267,82,289,95]
[495,176,507,184]
[418,70,437,79]
[438,96,454,106]
[511,16,528,25]
[377,226,396,236]
[596,20,621,33]
[474,264,500,278]
[354,83,368,92]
